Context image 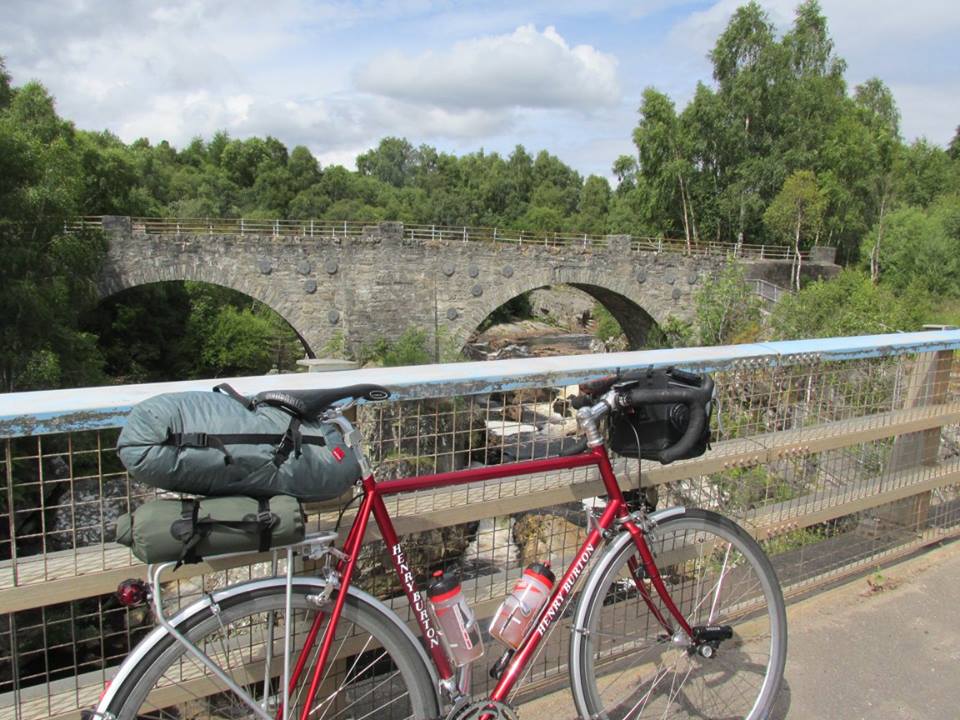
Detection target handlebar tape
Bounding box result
[624,377,715,465]
[569,394,593,410]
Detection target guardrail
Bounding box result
[752,278,793,307]
[65,216,814,261]
[1,330,958,719]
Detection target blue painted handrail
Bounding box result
[2,330,959,438]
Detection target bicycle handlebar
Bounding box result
[620,377,714,464]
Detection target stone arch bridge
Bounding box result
[92,217,838,359]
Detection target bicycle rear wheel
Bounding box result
[102,582,439,720]
[570,509,786,720]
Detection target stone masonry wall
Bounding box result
[98,220,840,357]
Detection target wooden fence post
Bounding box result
[879,345,955,532]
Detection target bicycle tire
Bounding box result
[102,582,440,720]
[570,508,787,719]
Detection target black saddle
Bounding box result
[214,383,391,421]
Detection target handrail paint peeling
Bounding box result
[2,330,959,438]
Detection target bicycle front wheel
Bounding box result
[102,582,440,720]
[570,508,786,720]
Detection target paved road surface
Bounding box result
[771,539,960,719]
[518,538,960,719]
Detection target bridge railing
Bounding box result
[3,330,956,719]
[752,278,794,304]
[66,216,815,261]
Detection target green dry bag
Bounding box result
[116,385,361,501]
[115,495,305,564]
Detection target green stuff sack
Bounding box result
[115,495,305,564]
[116,388,361,501]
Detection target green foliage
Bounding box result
[4,21,960,391]
[81,284,193,382]
[644,316,695,349]
[711,466,799,512]
[694,264,762,345]
[894,140,957,209]
[361,328,433,367]
[767,269,927,340]
[0,74,110,391]
[763,170,825,247]
[862,197,960,297]
[81,281,305,382]
[762,526,825,556]
[198,305,280,377]
[321,331,348,360]
[0,57,11,109]
[478,293,534,332]
[183,283,303,378]
[592,304,624,344]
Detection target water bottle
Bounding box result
[426,570,484,666]
[489,562,556,649]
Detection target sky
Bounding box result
[1,0,958,180]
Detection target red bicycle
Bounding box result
[94,373,786,720]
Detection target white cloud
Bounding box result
[1,0,955,178]
[355,24,621,111]
[664,0,960,145]
[670,0,960,56]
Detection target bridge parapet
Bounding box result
[85,217,839,357]
[0,330,958,717]
[74,216,833,262]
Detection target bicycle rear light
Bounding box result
[116,578,148,607]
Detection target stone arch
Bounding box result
[96,266,316,358]
[453,267,671,351]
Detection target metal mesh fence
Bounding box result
[0,348,957,718]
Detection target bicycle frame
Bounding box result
[287,442,697,720]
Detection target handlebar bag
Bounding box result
[608,368,712,462]
[116,388,361,501]
[115,495,305,564]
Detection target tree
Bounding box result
[82,284,193,382]
[251,164,296,215]
[894,139,956,208]
[198,305,280,376]
[612,155,638,192]
[0,72,108,390]
[767,269,926,339]
[288,145,321,191]
[356,137,417,188]
[854,78,900,138]
[220,137,273,187]
[694,264,762,345]
[949,126,960,161]
[0,57,11,110]
[633,88,698,247]
[77,132,153,215]
[783,0,842,78]
[709,2,786,247]
[763,170,825,289]
[577,175,611,232]
[862,197,960,297]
